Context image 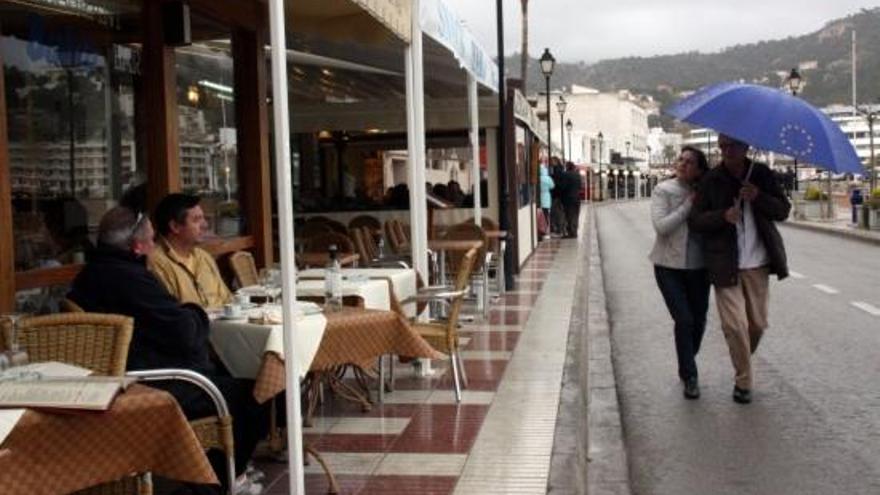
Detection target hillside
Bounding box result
[509,8,880,116]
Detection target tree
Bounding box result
[520,0,529,88]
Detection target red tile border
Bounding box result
[359,475,459,495]
[389,404,490,453]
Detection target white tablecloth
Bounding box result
[295,277,392,312]
[209,304,326,380]
[299,268,417,317]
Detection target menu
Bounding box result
[0,377,135,411]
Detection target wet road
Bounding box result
[595,201,880,495]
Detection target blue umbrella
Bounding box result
[665,82,863,174]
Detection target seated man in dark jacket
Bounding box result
[68,206,267,494]
[688,134,790,405]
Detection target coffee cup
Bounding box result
[223,304,242,318]
[235,293,250,307]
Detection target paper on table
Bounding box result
[15,361,93,378]
[0,409,25,446]
[0,376,135,411]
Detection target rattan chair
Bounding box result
[16,312,133,376]
[412,247,477,402]
[304,232,355,256]
[463,216,506,295]
[348,215,382,234]
[298,221,332,240]
[443,223,490,317]
[229,251,259,288]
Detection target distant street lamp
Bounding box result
[540,48,556,160]
[597,131,604,201]
[612,169,619,200]
[566,119,573,163]
[625,140,631,164]
[786,67,804,191]
[556,95,567,162]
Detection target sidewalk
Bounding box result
[784,216,880,246]
[246,229,594,494]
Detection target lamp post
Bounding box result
[597,131,604,201]
[857,103,877,195]
[612,169,619,200]
[566,119,573,163]
[556,95,567,162]
[786,67,804,191]
[540,48,555,160]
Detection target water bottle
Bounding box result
[377,236,386,259]
[324,245,343,311]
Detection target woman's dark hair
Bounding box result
[681,146,709,173]
[153,193,201,236]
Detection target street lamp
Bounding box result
[597,131,604,201]
[786,67,804,192]
[612,169,619,200]
[540,48,555,161]
[556,95,567,163]
[566,119,573,163]
[625,140,631,164]
[857,103,877,197]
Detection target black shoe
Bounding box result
[683,377,700,400]
[732,386,752,404]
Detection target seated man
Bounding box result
[148,193,232,309]
[68,206,267,495]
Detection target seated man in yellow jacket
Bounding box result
[148,193,232,309]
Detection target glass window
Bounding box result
[176,27,242,238]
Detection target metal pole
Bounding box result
[408,0,429,286]
[870,113,876,194]
[598,140,603,201]
[497,0,513,291]
[268,1,305,492]
[559,110,565,163]
[545,76,552,160]
[567,127,572,163]
[468,74,482,224]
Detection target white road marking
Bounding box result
[788,271,806,279]
[812,284,840,295]
[851,301,880,316]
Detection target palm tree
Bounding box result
[520,0,529,90]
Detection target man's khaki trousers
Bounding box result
[715,267,769,390]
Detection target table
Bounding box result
[299,268,417,318]
[298,252,359,268]
[0,385,216,495]
[295,278,391,313]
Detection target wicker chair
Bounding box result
[348,215,381,233]
[443,223,490,317]
[229,251,259,288]
[16,313,133,376]
[304,232,355,256]
[463,216,506,295]
[298,221,332,240]
[412,247,477,402]
[384,219,409,254]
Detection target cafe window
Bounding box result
[1,2,144,312]
[175,25,242,238]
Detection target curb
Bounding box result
[585,209,632,495]
[781,221,880,247]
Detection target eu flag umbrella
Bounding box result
[665,82,864,174]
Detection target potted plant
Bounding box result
[215,201,241,237]
[865,187,880,231]
[800,185,828,220]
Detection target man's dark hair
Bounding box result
[153,193,201,236]
[681,146,709,173]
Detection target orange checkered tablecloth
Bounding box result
[252,308,442,403]
[0,385,217,495]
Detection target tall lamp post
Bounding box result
[540,48,555,160]
[597,131,604,201]
[556,95,567,162]
[786,68,804,192]
[612,169,619,200]
[566,119,573,163]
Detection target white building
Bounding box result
[646,127,684,169]
[535,85,650,170]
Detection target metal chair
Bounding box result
[411,248,477,402]
[443,223,490,317]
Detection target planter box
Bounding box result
[802,201,827,220]
[870,208,880,231]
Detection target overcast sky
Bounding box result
[444,0,880,63]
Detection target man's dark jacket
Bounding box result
[688,160,790,288]
[558,170,582,204]
[68,243,214,374]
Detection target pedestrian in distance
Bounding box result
[649,146,710,399]
[689,134,791,404]
[561,162,583,238]
[539,164,555,240]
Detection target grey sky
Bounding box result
[444,0,880,63]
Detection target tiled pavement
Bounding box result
[256,238,580,494]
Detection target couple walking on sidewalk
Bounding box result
[649,135,791,403]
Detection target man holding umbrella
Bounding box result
[689,134,790,404]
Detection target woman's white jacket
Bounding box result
[648,179,700,269]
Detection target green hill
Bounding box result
[510,8,880,114]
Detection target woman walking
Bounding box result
[649,146,710,399]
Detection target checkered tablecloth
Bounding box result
[249,308,442,403]
[0,385,217,494]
